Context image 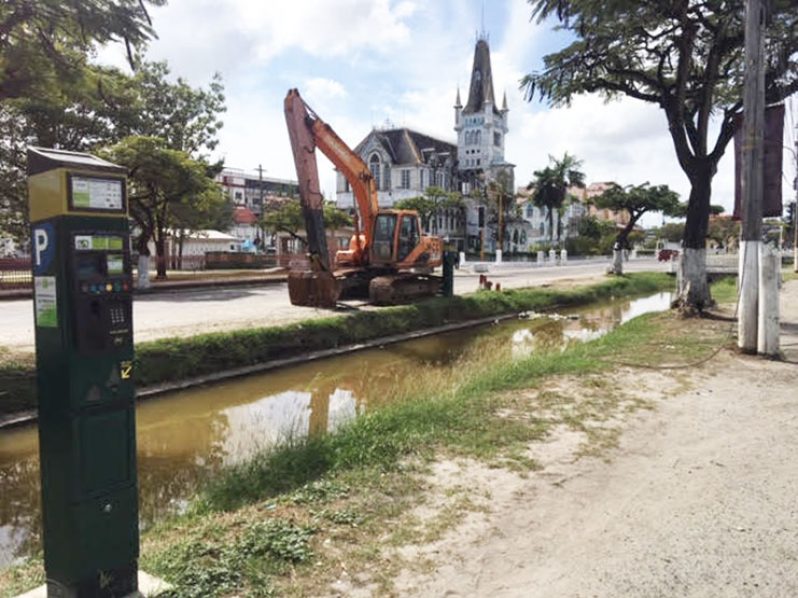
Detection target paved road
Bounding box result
[0,258,668,352]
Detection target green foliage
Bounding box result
[152,519,314,598]
[262,199,352,245]
[707,217,740,249]
[657,222,686,243]
[528,153,585,243]
[0,1,164,102]
[594,183,681,248]
[395,186,463,232]
[102,136,219,263]
[126,61,226,156]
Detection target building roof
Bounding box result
[356,128,457,167]
[463,39,499,115]
[233,206,258,225]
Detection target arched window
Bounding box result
[475,130,481,145]
[369,154,381,190]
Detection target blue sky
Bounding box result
[98,0,797,222]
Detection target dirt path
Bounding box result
[389,281,798,597]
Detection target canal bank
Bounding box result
[0,273,673,421]
[2,278,741,596]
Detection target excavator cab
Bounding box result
[370,210,425,267]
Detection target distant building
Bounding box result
[455,37,516,254]
[231,206,262,250]
[517,185,588,246]
[335,127,465,248]
[333,36,517,255]
[217,167,299,216]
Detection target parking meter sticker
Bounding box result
[34,276,58,328]
[33,223,55,275]
[120,361,133,380]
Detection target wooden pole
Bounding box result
[738,0,766,353]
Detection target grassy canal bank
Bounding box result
[0,273,672,417]
[2,275,744,597]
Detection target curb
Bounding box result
[0,312,518,431]
[0,274,288,301]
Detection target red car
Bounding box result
[657,249,680,262]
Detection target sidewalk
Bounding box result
[0,269,288,300]
[393,279,798,597]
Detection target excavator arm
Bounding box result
[284,89,379,259]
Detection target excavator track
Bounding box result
[369,274,442,306]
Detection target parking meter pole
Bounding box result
[28,147,139,597]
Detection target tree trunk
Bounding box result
[677,164,714,310]
[612,248,624,275]
[135,233,151,290]
[155,230,168,279]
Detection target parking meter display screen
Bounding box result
[70,176,125,212]
[107,255,124,275]
[76,254,104,280]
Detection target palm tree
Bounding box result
[527,153,585,244]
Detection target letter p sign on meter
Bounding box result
[33,222,55,274]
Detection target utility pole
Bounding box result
[794,128,798,272]
[738,0,766,353]
[257,164,266,250]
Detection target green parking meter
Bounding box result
[28,147,139,597]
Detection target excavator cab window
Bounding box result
[373,214,397,261]
[398,214,419,261]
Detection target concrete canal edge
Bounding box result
[0,313,519,431]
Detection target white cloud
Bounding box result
[304,78,348,100]
[94,0,795,222]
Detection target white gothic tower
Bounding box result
[454,37,514,193]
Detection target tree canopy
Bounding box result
[0,0,164,101]
[527,152,585,243]
[395,186,463,233]
[102,136,221,277]
[263,199,353,247]
[522,0,798,301]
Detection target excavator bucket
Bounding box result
[287,269,340,308]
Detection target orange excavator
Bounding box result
[284,88,443,307]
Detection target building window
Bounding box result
[401,169,411,189]
[420,169,425,190]
[369,154,381,190]
[344,178,350,193]
[383,165,391,191]
[494,132,501,146]
[526,204,533,218]
[436,172,444,187]
[234,191,243,202]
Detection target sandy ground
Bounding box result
[380,280,798,597]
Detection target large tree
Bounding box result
[102,136,219,282]
[522,0,798,308]
[263,198,353,250]
[0,0,164,101]
[594,183,682,274]
[527,152,585,244]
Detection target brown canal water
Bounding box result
[0,292,671,566]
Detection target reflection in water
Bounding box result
[0,291,672,566]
